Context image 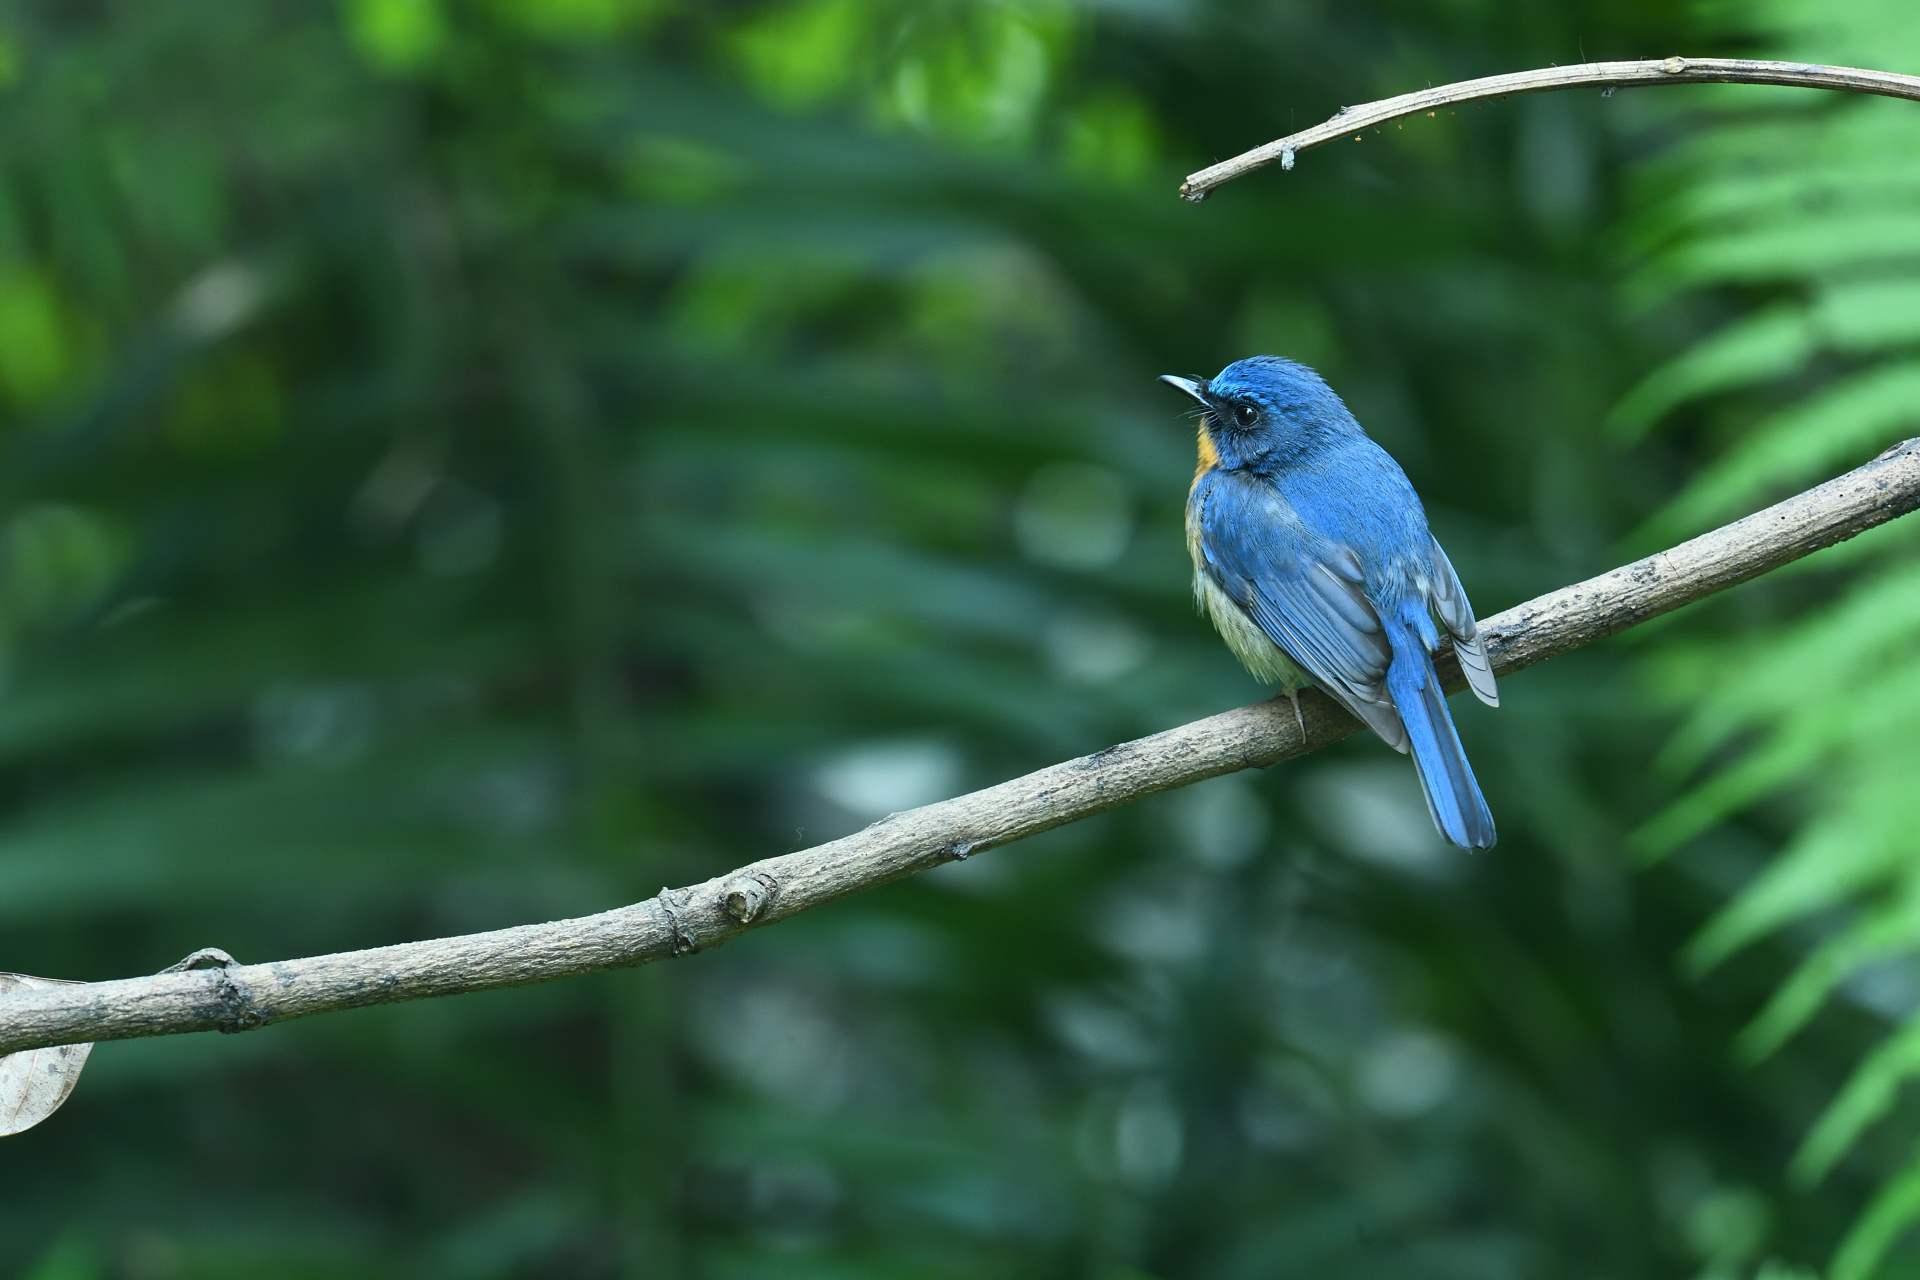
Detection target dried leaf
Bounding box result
[0,973,94,1136]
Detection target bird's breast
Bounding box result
[1184,466,1308,691]
[1184,465,1211,574]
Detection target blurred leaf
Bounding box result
[1607,303,1810,441]
[0,503,132,633]
[0,974,93,1136]
[1831,1149,1920,1280]
[1737,874,1920,1064]
[725,0,868,109]
[1644,361,1920,540]
[342,0,448,74]
[0,265,77,407]
[482,0,663,41]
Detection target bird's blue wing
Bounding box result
[1196,473,1408,751]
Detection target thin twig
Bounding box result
[2,439,1917,1057]
[1179,57,1920,200]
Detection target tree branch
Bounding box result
[1178,57,1920,201]
[1,439,1917,1057]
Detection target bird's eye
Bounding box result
[1232,401,1261,428]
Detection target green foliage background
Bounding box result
[0,1,1914,1277]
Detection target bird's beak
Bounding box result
[1158,374,1209,407]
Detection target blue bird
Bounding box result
[1161,356,1499,849]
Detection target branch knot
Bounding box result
[722,872,779,924]
[213,969,266,1034]
[656,886,698,956]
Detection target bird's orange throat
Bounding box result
[1192,427,1218,483]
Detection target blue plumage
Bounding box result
[1162,357,1499,850]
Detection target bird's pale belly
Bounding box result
[1193,568,1310,691]
[1187,474,1310,690]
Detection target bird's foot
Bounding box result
[1285,688,1306,738]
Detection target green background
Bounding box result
[3,1,1918,1277]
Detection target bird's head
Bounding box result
[1160,356,1357,472]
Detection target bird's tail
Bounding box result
[1385,626,1496,850]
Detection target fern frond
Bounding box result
[1645,361,1920,538]
[1620,11,1920,1270]
[1793,1020,1920,1188]
[1737,872,1920,1064]
[1831,1150,1920,1280]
